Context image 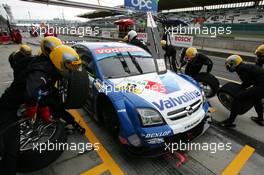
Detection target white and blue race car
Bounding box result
[73,42,211,156]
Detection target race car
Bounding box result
[73,42,211,156]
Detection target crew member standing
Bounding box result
[127,30,150,53]
[160,40,177,71]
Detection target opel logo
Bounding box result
[186,106,194,115]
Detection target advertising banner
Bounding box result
[137,33,148,42]
[101,31,111,38]
[124,0,158,12]
[171,35,194,47]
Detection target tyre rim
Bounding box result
[199,82,213,97]
[218,92,233,110]
[20,118,57,151]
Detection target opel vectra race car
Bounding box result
[73,42,211,156]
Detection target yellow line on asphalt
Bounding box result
[69,109,125,175]
[221,145,255,175]
[82,163,108,175]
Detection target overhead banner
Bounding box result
[101,31,111,38]
[124,0,158,12]
[171,35,194,48]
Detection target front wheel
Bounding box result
[61,70,90,109]
[102,102,119,137]
[193,73,220,98]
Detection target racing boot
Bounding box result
[61,111,86,134]
[251,117,264,126]
[218,118,236,128]
[72,121,86,134]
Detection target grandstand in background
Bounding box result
[79,0,264,38]
[162,1,264,35]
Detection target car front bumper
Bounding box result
[123,112,211,157]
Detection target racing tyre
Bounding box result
[64,70,90,109]
[194,73,220,98]
[217,82,254,114]
[102,102,119,137]
[18,119,66,172]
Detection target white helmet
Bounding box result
[127,30,137,42]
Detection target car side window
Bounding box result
[74,46,96,77]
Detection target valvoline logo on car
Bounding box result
[152,90,201,111]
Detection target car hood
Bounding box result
[108,71,203,115]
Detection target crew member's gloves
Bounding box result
[38,106,52,122]
[25,105,38,119]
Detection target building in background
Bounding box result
[0,4,13,32]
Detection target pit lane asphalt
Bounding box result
[0,36,263,175]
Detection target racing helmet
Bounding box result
[225,55,243,72]
[127,30,137,42]
[49,45,82,72]
[255,44,264,57]
[185,47,198,62]
[160,40,167,47]
[40,36,62,57]
[19,44,32,56]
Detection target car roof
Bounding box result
[76,42,136,50]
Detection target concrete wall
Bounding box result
[193,36,263,52]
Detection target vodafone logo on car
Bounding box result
[95,47,143,54]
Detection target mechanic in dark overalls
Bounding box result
[9,39,84,132]
[160,40,177,71]
[0,36,62,175]
[127,30,151,53]
[181,47,213,77]
[220,55,264,127]
[9,44,33,79]
[255,44,264,67]
[47,45,85,133]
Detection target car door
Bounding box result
[73,45,96,112]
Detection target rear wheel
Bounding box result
[193,73,220,98]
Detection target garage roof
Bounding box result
[78,0,257,19]
[79,11,122,19]
[159,0,255,10]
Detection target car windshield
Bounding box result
[98,53,156,79]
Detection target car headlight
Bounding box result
[137,108,164,126]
